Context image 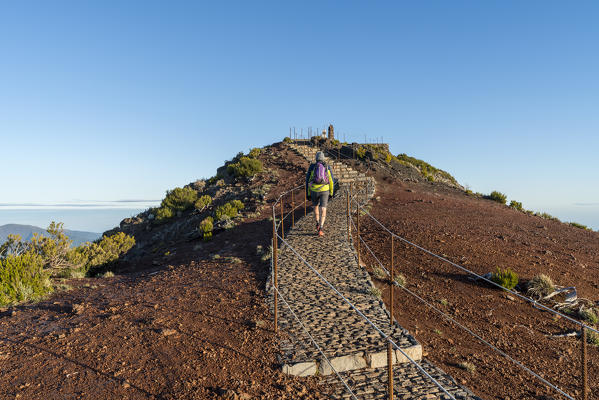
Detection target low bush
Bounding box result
[535,212,560,222]
[199,217,214,241]
[509,200,523,211]
[0,251,53,305]
[74,232,136,274]
[526,274,554,299]
[394,274,406,287]
[580,308,598,325]
[491,267,518,290]
[369,286,382,298]
[156,187,198,222]
[248,147,261,158]
[227,156,263,178]
[215,200,244,221]
[396,153,459,185]
[0,223,135,305]
[355,146,366,159]
[488,191,507,204]
[372,266,387,280]
[588,331,599,346]
[195,195,212,211]
[570,222,589,230]
[283,137,292,143]
[457,361,476,373]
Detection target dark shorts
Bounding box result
[311,191,329,208]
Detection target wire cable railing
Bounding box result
[347,178,594,400]
[351,195,599,336]
[275,231,458,400]
[270,180,460,399]
[271,283,358,399]
[351,216,576,400]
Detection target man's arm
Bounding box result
[327,168,334,196]
[306,164,314,196]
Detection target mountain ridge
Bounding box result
[0,224,100,247]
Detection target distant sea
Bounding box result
[545,205,599,231]
[0,201,158,234]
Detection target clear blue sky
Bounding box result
[1,2,598,226]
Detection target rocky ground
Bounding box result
[1,140,597,399]
[0,142,330,399]
[358,168,599,400]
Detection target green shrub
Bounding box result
[215,200,244,221]
[155,207,174,221]
[526,274,554,299]
[394,274,406,287]
[535,212,560,222]
[570,222,589,230]
[426,175,434,182]
[199,217,214,241]
[195,195,212,211]
[369,286,382,298]
[396,153,458,185]
[509,200,523,211]
[588,330,599,346]
[372,266,386,280]
[457,361,476,373]
[227,156,263,178]
[580,308,598,325]
[206,176,219,186]
[156,187,198,221]
[73,232,136,274]
[355,146,366,159]
[29,222,73,270]
[0,251,53,305]
[491,267,518,290]
[488,191,507,204]
[230,200,244,210]
[283,137,292,143]
[248,147,261,158]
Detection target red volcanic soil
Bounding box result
[359,171,599,400]
[0,143,328,400]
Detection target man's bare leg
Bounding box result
[320,207,327,229]
[314,206,320,228]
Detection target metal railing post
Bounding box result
[390,234,394,324]
[304,185,307,216]
[346,189,350,242]
[280,197,285,241]
[582,326,588,400]
[291,190,295,228]
[356,199,361,266]
[387,340,394,399]
[272,208,278,333]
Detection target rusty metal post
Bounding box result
[390,234,394,325]
[582,326,588,400]
[272,208,278,333]
[356,199,361,266]
[304,185,307,216]
[280,197,285,241]
[387,340,394,399]
[291,190,295,228]
[346,189,350,242]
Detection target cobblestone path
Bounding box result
[269,187,421,377]
[268,142,481,399]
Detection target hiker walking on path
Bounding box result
[306,151,334,236]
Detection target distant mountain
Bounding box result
[0,224,100,247]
